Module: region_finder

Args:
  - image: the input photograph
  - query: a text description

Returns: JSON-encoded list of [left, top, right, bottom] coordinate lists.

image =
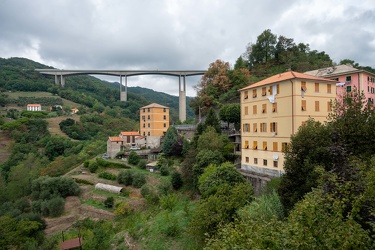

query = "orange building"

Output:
[[140, 103, 169, 137], [239, 71, 336, 187]]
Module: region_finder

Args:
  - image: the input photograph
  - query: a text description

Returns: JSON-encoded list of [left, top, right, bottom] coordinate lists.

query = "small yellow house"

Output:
[[239, 71, 337, 182]]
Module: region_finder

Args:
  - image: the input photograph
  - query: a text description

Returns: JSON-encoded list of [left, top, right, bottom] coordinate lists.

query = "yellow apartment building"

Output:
[[239, 71, 336, 184], [140, 103, 169, 137]]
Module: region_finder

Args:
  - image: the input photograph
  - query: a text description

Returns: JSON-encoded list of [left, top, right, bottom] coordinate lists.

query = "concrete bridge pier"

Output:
[[179, 75, 187, 122], [54, 74, 65, 87], [120, 75, 128, 101]]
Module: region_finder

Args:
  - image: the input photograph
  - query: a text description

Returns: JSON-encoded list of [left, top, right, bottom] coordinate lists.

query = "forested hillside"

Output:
[[0, 57, 195, 122]]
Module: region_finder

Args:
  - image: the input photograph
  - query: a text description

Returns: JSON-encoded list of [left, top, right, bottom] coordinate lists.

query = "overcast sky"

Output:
[[0, 0, 374, 96]]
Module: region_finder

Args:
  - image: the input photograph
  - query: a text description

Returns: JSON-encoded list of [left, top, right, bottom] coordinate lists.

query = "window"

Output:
[[142, 115, 145, 120], [143, 124, 145, 128], [148, 108, 150, 112], [273, 142, 278, 151], [244, 106, 248, 115], [315, 83, 319, 92], [164, 123, 166, 128], [253, 123, 257, 132], [301, 81, 307, 91], [252, 141, 258, 149], [332, 78, 339, 81], [282, 142, 288, 151], [368, 98, 374, 105], [327, 84, 331, 93], [369, 86, 370, 93], [346, 86, 352, 92], [263, 141, 267, 150], [163, 108, 166, 112], [372, 87, 374, 94], [262, 104, 267, 113], [244, 140, 249, 149], [254, 158, 258, 164], [148, 115, 150, 119], [346, 76, 352, 82], [253, 105, 257, 114], [272, 102, 277, 112], [263, 159, 267, 166], [148, 132, 150, 136], [244, 91, 249, 99], [269, 86, 273, 95], [143, 132, 146, 136], [243, 123, 250, 132], [148, 123, 150, 128], [315, 101, 320, 111], [163, 115, 166, 120], [273, 161, 278, 168], [270, 122, 277, 133], [301, 100, 306, 111], [245, 157, 249, 163], [260, 123, 267, 132], [253, 89, 257, 98], [277, 84, 280, 94], [327, 101, 332, 112], [262, 87, 267, 96]]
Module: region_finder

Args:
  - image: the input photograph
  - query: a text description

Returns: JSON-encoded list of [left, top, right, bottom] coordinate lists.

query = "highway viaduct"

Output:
[[35, 69, 206, 122]]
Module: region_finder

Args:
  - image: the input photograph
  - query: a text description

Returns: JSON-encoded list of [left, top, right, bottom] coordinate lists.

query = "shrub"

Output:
[[104, 196, 114, 208], [137, 159, 147, 170], [141, 185, 160, 205], [74, 178, 94, 185], [117, 170, 134, 186], [171, 171, 183, 190], [83, 160, 90, 168], [128, 151, 140, 165], [132, 172, 146, 188], [160, 193, 178, 211], [114, 202, 133, 217], [159, 166, 170, 176], [31, 176, 80, 200], [89, 162, 99, 173], [98, 171, 117, 180], [158, 179, 172, 196], [39, 197, 65, 217]]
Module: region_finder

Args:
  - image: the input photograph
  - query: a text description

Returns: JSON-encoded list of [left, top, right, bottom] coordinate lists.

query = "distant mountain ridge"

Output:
[[0, 57, 195, 121]]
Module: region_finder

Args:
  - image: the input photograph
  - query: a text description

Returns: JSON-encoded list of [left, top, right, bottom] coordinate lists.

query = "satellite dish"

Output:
[[273, 154, 279, 160]]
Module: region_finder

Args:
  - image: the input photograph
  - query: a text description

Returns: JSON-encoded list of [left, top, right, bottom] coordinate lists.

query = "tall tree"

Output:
[[203, 108, 221, 133], [248, 29, 277, 66], [219, 103, 240, 129], [162, 126, 178, 156], [192, 60, 231, 113]]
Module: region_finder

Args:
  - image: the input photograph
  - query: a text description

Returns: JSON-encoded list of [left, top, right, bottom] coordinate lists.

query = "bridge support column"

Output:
[[54, 74, 65, 87], [55, 74, 59, 85], [179, 75, 187, 122], [120, 75, 127, 101], [60, 75, 65, 87]]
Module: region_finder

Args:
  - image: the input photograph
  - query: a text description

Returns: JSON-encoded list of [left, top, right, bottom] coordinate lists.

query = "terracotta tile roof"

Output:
[[108, 136, 123, 142], [240, 71, 337, 91], [120, 131, 141, 136], [141, 103, 169, 109]]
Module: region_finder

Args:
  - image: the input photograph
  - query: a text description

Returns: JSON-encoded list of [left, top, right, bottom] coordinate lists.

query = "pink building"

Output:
[[305, 64, 375, 104]]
